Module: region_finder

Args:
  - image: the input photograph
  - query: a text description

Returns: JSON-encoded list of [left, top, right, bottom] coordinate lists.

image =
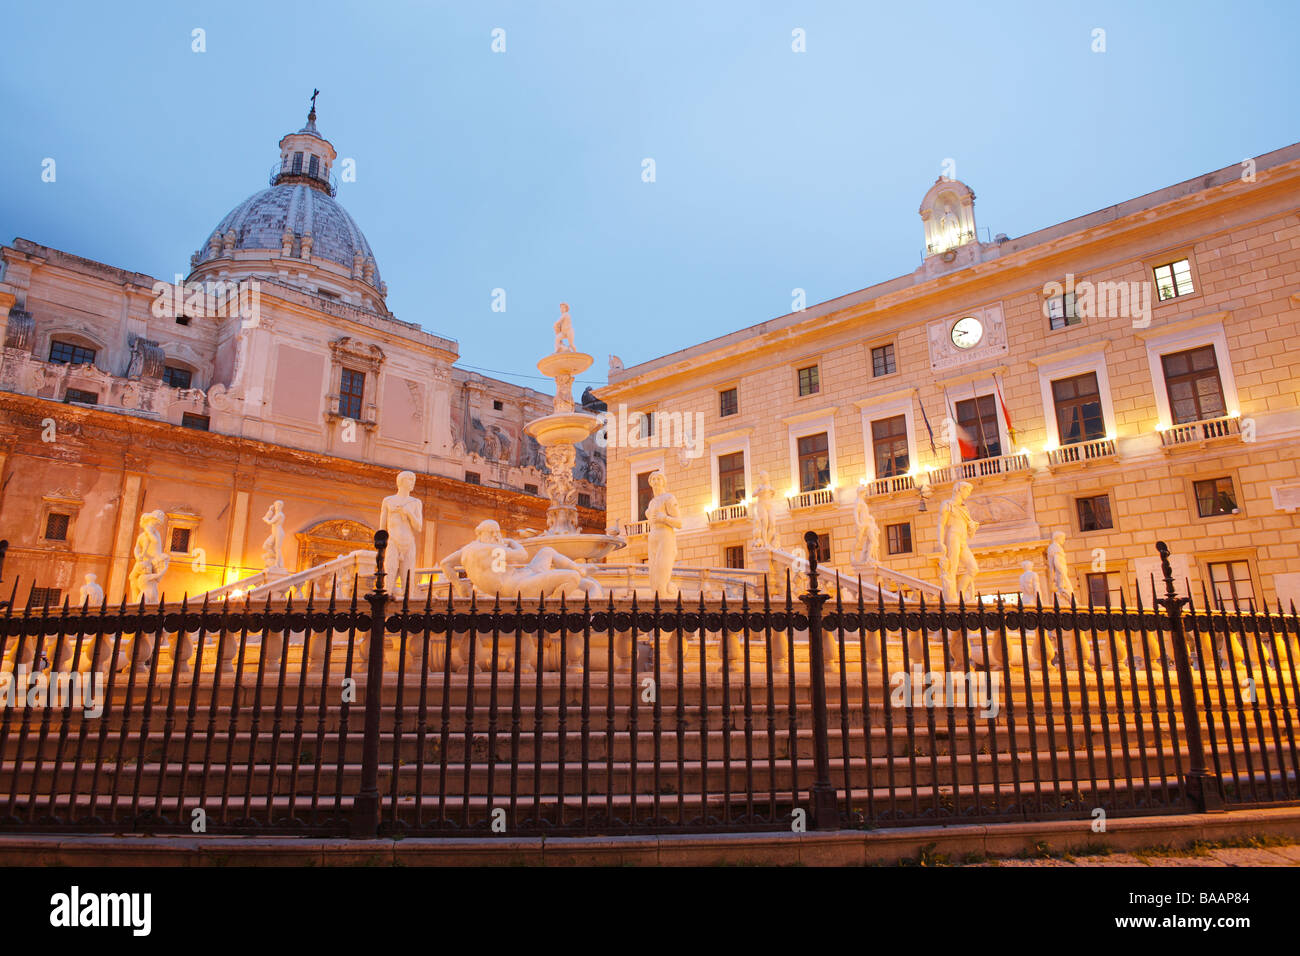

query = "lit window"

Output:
[[871, 344, 896, 377], [44, 513, 70, 541], [1194, 477, 1237, 517], [49, 340, 96, 366], [339, 367, 365, 420], [871, 415, 909, 478], [717, 451, 746, 506], [1153, 258, 1194, 301], [797, 365, 820, 397], [886, 522, 912, 555], [164, 366, 192, 389], [1076, 494, 1113, 532], [797, 432, 830, 493], [1052, 373, 1106, 444], [954, 395, 1001, 460], [719, 388, 738, 417], [1162, 346, 1225, 424]]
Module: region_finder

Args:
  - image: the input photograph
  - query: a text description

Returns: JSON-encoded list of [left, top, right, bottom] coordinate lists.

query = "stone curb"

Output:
[[0, 807, 1297, 866]]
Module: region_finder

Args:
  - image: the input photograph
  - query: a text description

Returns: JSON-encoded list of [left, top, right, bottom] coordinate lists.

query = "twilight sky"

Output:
[[2, 1, 1297, 390]]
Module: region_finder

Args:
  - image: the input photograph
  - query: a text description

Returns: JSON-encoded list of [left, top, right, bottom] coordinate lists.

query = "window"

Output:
[[493, 399, 503, 411], [636, 471, 654, 521], [49, 340, 96, 366], [797, 365, 820, 397], [717, 451, 746, 506], [1052, 372, 1105, 445], [28, 587, 61, 610], [163, 366, 193, 389], [292, 151, 303, 174], [724, 545, 745, 570], [64, 388, 98, 405], [809, 532, 831, 563], [169, 527, 191, 554], [1162, 346, 1225, 424], [524, 483, 539, 496], [181, 413, 210, 431], [1207, 560, 1255, 607], [1153, 258, 1194, 301], [577, 493, 592, 509], [871, 415, 909, 478], [871, 344, 896, 377], [176, 315, 191, 326], [1076, 494, 1114, 532], [44, 512, 70, 541], [1086, 572, 1121, 608], [954, 395, 1001, 460], [465, 471, 481, 485], [1194, 477, 1237, 517], [308, 155, 319, 178], [719, 387, 738, 417], [638, 412, 655, 439], [339, 367, 365, 420], [797, 432, 830, 493], [1046, 291, 1080, 330], [886, 522, 912, 555]]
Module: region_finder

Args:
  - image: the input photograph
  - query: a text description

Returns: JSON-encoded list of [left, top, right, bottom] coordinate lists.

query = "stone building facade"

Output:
[[601, 144, 1300, 609], [0, 106, 604, 605]]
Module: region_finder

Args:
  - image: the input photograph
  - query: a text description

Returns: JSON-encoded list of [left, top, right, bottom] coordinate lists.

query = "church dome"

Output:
[[189, 99, 388, 313]]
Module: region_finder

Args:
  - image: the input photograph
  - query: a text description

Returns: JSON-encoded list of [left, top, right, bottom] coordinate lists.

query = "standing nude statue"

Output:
[[853, 485, 881, 566], [553, 303, 575, 353], [262, 500, 286, 571], [379, 471, 422, 592], [936, 481, 979, 602], [645, 470, 682, 598], [128, 510, 169, 603], [1046, 530, 1092, 669], [750, 469, 778, 550]]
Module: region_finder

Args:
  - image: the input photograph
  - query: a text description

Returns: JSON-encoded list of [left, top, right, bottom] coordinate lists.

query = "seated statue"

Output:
[[440, 519, 603, 600]]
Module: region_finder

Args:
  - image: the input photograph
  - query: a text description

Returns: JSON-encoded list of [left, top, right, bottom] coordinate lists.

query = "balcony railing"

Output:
[[623, 519, 651, 537], [786, 487, 835, 511], [1046, 437, 1117, 468], [269, 163, 338, 197], [929, 452, 1032, 485], [707, 502, 749, 524], [1159, 415, 1242, 448], [863, 473, 916, 497]]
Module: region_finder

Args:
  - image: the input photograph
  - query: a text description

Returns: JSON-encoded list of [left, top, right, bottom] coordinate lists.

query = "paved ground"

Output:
[[965, 841, 1300, 867]]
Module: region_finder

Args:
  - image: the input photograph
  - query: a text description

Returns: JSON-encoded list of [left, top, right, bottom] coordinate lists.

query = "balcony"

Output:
[[863, 473, 916, 498], [929, 452, 1032, 486], [786, 487, 835, 511], [1158, 415, 1242, 449], [706, 502, 749, 525], [1046, 437, 1117, 469], [623, 520, 651, 537]]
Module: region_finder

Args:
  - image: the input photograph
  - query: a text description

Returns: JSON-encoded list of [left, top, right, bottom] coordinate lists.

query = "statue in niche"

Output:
[[481, 427, 501, 461], [262, 500, 286, 571], [440, 519, 602, 599], [645, 470, 682, 598], [379, 471, 423, 592], [853, 485, 881, 566], [936, 481, 979, 602], [553, 303, 575, 353]]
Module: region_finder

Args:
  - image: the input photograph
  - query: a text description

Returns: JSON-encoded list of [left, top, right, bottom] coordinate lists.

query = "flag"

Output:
[[917, 390, 937, 456], [943, 386, 977, 460], [994, 373, 1018, 449]]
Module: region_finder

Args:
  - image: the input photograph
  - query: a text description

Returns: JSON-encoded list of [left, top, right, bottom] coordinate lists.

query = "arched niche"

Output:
[[294, 517, 374, 571], [919, 178, 977, 256]]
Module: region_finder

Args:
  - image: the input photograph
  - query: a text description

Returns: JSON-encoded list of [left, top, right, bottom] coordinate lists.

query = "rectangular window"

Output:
[[169, 527, 191, 554], [638, 411, 655, 439], [1207, 560, 1255, 607], [954, 395, 1002, 460], [339, 367, 365, 420], [886, 522, 912, 555], [577, 493, 592, 509], [1162, 345, 1225, 425], [723, 545, 745, 570], [49, 340, 96, 366], [163, 366, 193, 389], [44, 512, 70, 541], [465, 471, 481, 485], [797, 431, 830, 493], [871, 415, 909, 479], [871, 344, 896, 377], [181, 413, 210, 431], [797, 365, 820, 397], [292, 151, 303, 173], [636, 471, 654, 521], [308, 155, 319, 178], [809, 532, 831, 563], [64, 388, 98, 405], [493, 399, 503, 411], [28, 587, 61, 610], [1052, 372, 1106, 444], [717, 451, 746, 506], [1153, 258, 1194, 301], [1194, 476, 1237, 517], [1076, 494, 1114, 532], [524, 483, 539, 496], [719, 387, 738, 417], [1086, 572, 1121, 608], [1046, 291, 1080, 330]]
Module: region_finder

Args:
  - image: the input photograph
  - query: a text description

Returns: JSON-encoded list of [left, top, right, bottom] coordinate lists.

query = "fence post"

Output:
[[1155, 541, 1222, 812], [351, 529, 389, 838], [800, 530, 839, 828]]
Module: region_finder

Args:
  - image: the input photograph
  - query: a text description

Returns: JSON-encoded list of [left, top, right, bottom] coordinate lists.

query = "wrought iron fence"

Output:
[[0, 536, 1296, 837]]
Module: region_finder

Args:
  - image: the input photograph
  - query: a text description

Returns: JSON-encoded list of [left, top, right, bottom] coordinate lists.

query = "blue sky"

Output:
[[2, 1, 1297, 390]]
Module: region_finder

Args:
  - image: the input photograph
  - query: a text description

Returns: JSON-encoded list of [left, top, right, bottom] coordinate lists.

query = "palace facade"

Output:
[[0, 105, 605, 606], [601, 144, 1300, 609]]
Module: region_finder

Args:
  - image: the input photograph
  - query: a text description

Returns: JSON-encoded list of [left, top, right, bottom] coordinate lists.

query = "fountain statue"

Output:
[[440, 519, 603, 600], [936, 481, 979, 602], [645, 470, 681, 598], [379, 471, 422, 592], [262, 500, 286, 571]]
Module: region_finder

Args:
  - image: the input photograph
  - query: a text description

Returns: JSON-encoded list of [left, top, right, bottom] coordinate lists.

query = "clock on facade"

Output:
[[950, 316, 984, 349]]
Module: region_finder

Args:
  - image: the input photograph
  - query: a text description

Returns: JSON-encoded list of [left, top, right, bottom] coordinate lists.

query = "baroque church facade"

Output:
[[0, 105, 605, 605]]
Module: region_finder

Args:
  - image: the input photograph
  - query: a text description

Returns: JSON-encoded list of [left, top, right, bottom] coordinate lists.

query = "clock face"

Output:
[[951, 316, 984, 350]]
